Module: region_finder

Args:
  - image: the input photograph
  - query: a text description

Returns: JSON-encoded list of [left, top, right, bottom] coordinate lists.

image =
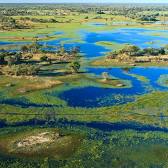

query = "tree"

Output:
[[120, 45, 140, 56], [57, 45, 66, 56], [143, 48, 159, 56], [107, 51, 118, 59], [40, 55, 49, 62], [70, 46, 80, 57], [21, 45, 29, 53], [69, 61, 80, 73], [14, 52, 22, 63], [159, 48, 165, 55], [30, 41, 41, 53], [40, 55, 52, 64], [0, 53, 5, 64], [2, 64, 40, 76], [5, 56, 16, 66], [164, 45, 168, 54]]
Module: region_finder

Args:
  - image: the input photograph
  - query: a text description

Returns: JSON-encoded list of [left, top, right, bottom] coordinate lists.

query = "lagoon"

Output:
[[58, 67, 168, 108]]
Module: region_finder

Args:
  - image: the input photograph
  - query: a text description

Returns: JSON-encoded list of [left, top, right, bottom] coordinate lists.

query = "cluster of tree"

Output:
[[107, 45, 168, 59], [21, 43, 81, 60], [2, 64, 40, 76], [20, 17, 58, 23], [21, 42, 42, 54], [105, 5, 164, 21], [0, 16, 28, 30], [68, 61, 80, 73], [0, 42, 81, 76], [39, 45, 81, 63], [0, 51, 22, 65], [57, 45, 80, 57], [0, 43, 42, 76], [0, 4, 73, 16], [137, 15, 158, 22], [0, 3, 167, 19], [0, 51, 40, 76], [40, 45, 81, 73], [97, 10, 106, 15]]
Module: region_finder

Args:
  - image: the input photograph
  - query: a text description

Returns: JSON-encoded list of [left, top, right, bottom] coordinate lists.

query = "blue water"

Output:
[[1, 66, 168, 108], [128, 67, 168, 91], [82, 28, 168, 49], [1, 28, 168, 58], [0, 41, 13, 45], [38, 28, 168, 58], [40, 38, 110, 58], [1, 119, 168, 133], [37, 31, 63, 38], [1, 27, 168, 108], [59, 67, 168, 108], [88, 22, 108, 27], [0, 98, 61, 108]]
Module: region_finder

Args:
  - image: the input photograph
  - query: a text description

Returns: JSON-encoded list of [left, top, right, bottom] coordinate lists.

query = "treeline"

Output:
[[137, 15, 158, 22], [20, 17, 58, 23], [1, 3, 168, 18], [0, 5, 71, 16], [107, 45, 168, 59], [0, 16, 28, 30]]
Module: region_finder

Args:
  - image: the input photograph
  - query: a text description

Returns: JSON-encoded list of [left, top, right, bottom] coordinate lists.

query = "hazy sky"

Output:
[[0, 0, 168, 3]]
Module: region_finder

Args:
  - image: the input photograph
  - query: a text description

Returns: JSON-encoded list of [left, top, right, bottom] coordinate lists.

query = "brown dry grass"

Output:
[[16, 77, 63, 93]]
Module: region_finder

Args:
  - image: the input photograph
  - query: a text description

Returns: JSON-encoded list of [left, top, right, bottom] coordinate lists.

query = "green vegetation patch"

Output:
[[96, 41, 126, 50], [124, 72, 149, 83], [2, 126, 168, 167], [0, 128, 82, 159], [157, 74, 168, 87]]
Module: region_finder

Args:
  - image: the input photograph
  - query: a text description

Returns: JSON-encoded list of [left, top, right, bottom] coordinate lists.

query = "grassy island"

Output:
[[91, 44, 168, 67]]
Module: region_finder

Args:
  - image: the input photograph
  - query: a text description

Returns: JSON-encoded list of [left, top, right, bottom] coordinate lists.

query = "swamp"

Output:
[[1, 2, 168, 168]]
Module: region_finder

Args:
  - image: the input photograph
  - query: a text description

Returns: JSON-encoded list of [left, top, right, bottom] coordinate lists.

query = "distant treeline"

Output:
[[20, 17, 59, 23], [0, 3, 168, 20]]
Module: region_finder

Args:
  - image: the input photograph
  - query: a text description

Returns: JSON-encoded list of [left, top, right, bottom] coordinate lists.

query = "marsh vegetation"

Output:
[[1, 3, 168, 168]]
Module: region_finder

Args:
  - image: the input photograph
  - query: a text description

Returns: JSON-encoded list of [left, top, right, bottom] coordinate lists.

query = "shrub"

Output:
[[40, 55, 49, 62], [2, 64, 40, 76], [68, 61, 80, 73]]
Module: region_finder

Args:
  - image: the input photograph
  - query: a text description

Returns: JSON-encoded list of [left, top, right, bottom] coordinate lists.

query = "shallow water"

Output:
[[58, 67, 168, 107], [1, 66, 168, 108], [1, 118, 168, 133], [1, 27, 168, 108], [38, 28, 168, 58], [82, 28, 168, 49], [2, 27, 168, 58]]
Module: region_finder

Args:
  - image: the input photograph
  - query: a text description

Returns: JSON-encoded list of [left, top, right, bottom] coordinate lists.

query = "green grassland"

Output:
[[157, 74, 168, 87], [124, 72, 150, 83], [0, 74, 168, 128], [0, 128, 82, 160], [0, 13, 167, 44], [1, 124, 168, 167]]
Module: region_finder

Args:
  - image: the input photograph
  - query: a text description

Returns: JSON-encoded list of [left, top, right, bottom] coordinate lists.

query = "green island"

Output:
[[91, 44, 168, 67]]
